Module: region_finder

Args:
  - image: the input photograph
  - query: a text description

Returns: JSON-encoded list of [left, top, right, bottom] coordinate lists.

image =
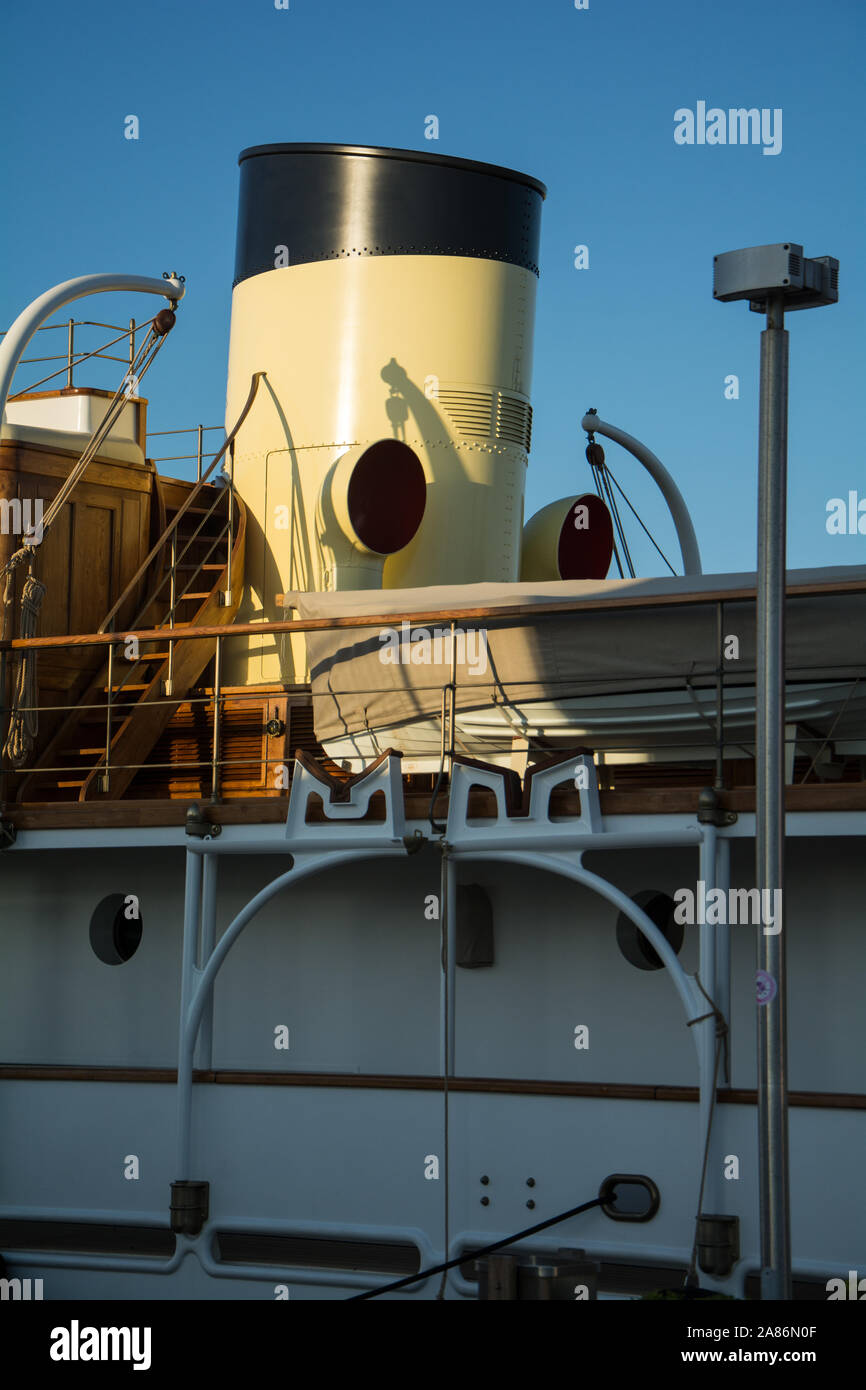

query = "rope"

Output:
[[428, 687, 449, 832], [8, 324, 143, 398], [0, 310, 174, 767], [588, 455, 624, 578], [585, 437, 634, 578], [585, 430, 680, 578], [602, 462, 679, 577], [436, 841, 452, 1300], [601, 468, 635, 577], [799, 676, 860, 783], [1, 546, 33, 640], [683, 675, 755, 760], [346, 1196, 604, 1300], [0, 320, 167, 586], [684, 972, 729, 1288], [36, 323, 165, 539], [3, 567, 46, 767]]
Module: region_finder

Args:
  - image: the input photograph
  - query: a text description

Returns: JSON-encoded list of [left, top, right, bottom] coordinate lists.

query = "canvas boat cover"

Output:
[[283, 566, 866, 745]]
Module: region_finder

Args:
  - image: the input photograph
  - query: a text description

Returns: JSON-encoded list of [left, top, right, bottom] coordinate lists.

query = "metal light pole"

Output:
[[713, 243, 838, 1301], [755, 289, 790, 1300]]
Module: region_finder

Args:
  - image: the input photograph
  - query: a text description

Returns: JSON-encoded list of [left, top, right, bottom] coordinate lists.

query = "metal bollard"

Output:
[[476, 1248, 599, 1300]]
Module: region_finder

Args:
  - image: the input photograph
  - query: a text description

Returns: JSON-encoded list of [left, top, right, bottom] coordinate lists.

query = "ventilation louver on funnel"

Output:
[[436, 388, 533, 450]]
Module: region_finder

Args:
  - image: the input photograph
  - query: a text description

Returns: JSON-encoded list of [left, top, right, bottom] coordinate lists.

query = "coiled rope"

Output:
[[3, 565, 46, 767]]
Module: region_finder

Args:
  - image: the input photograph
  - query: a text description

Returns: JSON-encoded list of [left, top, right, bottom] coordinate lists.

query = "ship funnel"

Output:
[[223, 143, 545, 683]]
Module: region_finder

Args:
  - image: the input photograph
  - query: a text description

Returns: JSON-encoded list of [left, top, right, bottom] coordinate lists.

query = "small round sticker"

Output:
[[756, 970, 777, 1005]]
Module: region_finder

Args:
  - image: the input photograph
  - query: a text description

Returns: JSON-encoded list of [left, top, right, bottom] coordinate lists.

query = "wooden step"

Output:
[[172, 504, 226, 517], [22, 786, 81, 802], [174, 542, 225, 556], [174, 536, 226, 549], [168, 544, 226, 561], [118, 650, 171, 662], [171, 525, 226, 537]]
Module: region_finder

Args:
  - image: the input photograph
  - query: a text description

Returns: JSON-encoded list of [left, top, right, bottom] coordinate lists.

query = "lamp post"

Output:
[[713, 243, 838, 1301]]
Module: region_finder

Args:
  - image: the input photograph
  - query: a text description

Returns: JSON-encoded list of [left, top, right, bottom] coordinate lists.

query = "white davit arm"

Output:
[[581, 411, 703, 576], [0, 272, 185, 425]]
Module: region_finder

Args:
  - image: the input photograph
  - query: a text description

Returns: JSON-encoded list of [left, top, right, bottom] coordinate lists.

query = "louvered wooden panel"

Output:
[[130, 701, 268, 798], [120, 691, 866, 803], [125, 697, 214, 800], [123, 687, 341, 800]]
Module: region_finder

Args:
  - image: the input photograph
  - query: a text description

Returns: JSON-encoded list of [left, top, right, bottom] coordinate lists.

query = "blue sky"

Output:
[[1, 0, 863, 577]]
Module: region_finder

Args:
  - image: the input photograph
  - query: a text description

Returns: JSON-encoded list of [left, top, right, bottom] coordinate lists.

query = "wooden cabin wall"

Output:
[[1, 439, 157, 748]]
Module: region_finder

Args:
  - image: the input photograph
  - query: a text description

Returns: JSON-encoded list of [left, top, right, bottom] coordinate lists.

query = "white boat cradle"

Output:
[[170, 751, 714, 1299]]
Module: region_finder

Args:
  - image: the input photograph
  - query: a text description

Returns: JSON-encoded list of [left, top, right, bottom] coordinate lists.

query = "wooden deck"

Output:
[[6, 776, 866, 830]]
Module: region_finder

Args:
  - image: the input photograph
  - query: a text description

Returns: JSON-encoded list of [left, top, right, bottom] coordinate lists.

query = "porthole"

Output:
[[615, 890, 682, 972], [89, 893, 142, 965]]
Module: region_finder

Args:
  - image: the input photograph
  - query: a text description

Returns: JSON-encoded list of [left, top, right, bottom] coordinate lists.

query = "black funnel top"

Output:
[[234, 143, 545, 286]]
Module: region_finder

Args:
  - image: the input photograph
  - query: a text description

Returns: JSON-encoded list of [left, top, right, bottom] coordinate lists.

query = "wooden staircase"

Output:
[[16, 477, 245, 802]]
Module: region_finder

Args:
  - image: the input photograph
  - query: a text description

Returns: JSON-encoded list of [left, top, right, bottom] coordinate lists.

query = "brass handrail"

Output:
[[98, 372, 265, 634]]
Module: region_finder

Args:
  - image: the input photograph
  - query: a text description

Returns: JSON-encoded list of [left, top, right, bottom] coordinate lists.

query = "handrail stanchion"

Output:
[[167, 533, 177, 696], [65, 319, 74, 389], [448, 620, 457, 775], [102, 640, 114, 794], [196, 424, 203, 484], [225, 440, 234, 606], [715, 601, 725, 790], [99, 371, 263, 635], [0, 646, 7, 807], [211, 635, 222, 803], [438, 685, 447, 774]]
